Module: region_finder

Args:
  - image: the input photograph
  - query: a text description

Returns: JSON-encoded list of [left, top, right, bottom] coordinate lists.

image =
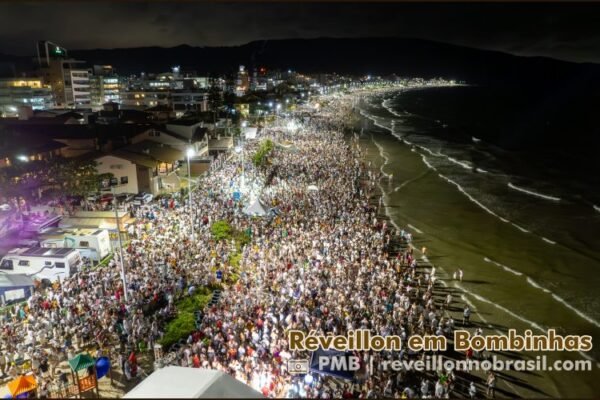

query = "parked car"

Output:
[[133, 192, 154, 205], [116, 193, 136, 203], [0, 204, 11, 211], [99, 193, 114, 205], [87, 193, 100, 202]]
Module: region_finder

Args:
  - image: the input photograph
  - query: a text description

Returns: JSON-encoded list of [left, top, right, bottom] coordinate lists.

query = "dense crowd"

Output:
[[0, 91, 495, 399]]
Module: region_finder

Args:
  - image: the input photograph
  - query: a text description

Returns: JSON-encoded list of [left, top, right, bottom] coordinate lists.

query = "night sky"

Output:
[[0, 2, 598, 64]]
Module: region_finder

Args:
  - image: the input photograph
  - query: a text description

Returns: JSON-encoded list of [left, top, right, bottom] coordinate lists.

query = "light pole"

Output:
[[186, 147, 195, 243], [112, 187, 128, 302], [237, 120, 247, 192]]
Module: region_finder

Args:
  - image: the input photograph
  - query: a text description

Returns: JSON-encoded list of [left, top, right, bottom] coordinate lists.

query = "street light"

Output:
[[111, 187, 128, 302], [186, 147, 195, 243], [16, 155, 28, 162], [235, 136, 245, 191]]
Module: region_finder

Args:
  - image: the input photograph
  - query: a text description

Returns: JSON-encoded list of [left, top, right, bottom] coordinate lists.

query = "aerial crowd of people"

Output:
[[0, 90, 498, 399]]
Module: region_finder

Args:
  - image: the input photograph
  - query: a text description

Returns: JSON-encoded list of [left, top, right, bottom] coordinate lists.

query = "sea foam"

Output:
[[456, 283, 545, 332], [483, 256, 523, 276], [446, 156, 473, 171], [483, 257, 600, 329], [421, 155, 437, 171], [438, 174, 510, 223], [508, 183, 561, 202], [407, 224, 424, 234], [541, 237, 556, 245]]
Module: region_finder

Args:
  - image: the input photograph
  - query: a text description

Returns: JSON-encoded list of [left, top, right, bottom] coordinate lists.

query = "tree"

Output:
[[252, 139, 274, 168], [47, 158, 113, 197], [0, 158, 112, 203], [211, 220, 232, 241]]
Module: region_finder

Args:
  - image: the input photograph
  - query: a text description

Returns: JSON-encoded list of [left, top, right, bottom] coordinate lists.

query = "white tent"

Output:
[[307, 185, 319, 192], [124, 367, 264, 398], [243, 199, 268, 217], [243, 127, 258, 140]]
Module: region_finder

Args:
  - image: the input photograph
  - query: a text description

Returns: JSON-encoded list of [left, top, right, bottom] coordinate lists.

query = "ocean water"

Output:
[[356, 85, 600, 397]]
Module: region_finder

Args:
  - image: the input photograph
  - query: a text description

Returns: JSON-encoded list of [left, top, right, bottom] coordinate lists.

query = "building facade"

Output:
[[0, 78, 54, 117], [36, 40, 91, 108], [90, 65, 121, 108], [235, 65, 249, 97]]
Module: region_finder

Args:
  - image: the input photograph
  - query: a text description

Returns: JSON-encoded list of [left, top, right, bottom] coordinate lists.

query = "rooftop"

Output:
[[97, 141, 182, 169], [7, 247, 78, 258], [166, 118, 202, 127], [0, 121, 152, 140], [39, 227, 105, 238]]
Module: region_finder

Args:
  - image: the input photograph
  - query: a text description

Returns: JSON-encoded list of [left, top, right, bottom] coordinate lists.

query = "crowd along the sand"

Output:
[[0, 90, 499, 399]]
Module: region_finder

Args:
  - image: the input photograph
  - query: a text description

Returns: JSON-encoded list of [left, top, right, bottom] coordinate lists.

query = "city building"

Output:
[[0, 77, 54, 117], [90, 65, 121, 108], [120, 90, 169, 110], [170, 89, 209, 115], [235, 65, 249, 97], [36, 41, 91, 108], [95, 140, 184, 195]]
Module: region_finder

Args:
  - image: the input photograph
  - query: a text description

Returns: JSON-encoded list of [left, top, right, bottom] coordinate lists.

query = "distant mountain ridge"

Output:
[[2, 37, 600, 88]]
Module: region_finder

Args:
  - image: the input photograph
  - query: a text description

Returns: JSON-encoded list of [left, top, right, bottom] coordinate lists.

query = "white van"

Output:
[[40, 228, 112, 262], [0, 247, 82, 283], [133, 192, 153, 206]]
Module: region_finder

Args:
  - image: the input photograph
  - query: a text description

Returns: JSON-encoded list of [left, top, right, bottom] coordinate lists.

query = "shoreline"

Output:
[[344, 89, 598, 398], [349, 109, 542, 398]]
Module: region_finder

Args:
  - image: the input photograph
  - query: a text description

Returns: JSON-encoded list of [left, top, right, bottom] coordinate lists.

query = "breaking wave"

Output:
[[508, 183, 561, 202], [438, 174, 510, 223]]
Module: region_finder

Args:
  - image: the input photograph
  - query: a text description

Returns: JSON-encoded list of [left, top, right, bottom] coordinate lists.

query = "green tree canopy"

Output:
[[47, 158, 113, 197]]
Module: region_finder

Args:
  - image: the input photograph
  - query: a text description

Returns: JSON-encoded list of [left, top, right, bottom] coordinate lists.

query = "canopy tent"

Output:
[[243, 199, 268, 217], [7, 375, 37, 397], [307, 185, 319, 192], [243, 127, 258, 140], [123, 367, 264, 398], [68, 353, 96, 372], [68, 353, 100, 397]]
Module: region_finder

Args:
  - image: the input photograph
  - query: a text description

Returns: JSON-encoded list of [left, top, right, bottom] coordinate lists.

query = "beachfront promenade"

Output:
[[0, 87, 528, 399]]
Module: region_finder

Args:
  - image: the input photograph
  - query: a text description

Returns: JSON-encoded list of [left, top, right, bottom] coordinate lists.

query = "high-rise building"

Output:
[[90, 65, 121, 108], [36, 40, 91, 108], [235, 65, 249, 97], [36, 41, 68, 68]]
